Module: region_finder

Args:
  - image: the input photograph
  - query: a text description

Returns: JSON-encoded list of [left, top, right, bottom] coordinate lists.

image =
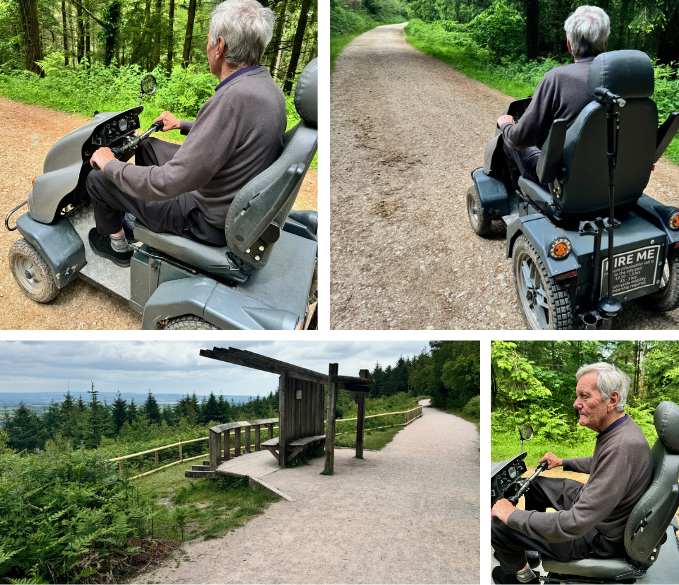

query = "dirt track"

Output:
[[139, 406, 479, 584], [0, 97, 316, 329], [330, 23, 679, 330]]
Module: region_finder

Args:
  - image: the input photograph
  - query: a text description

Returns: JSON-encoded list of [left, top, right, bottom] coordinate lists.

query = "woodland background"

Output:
[[491, 340, 676, 461], [2, 0, 317, 130], [333, 0, 679, 161]]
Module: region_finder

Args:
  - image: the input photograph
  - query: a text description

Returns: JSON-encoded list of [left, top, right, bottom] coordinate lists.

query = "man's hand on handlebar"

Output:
[[497, 114, 515, 129], [540, 452, 563, 470], [491, 498, 516, 524], [153, 111, 181, 132], [90, 147, 116, 171]]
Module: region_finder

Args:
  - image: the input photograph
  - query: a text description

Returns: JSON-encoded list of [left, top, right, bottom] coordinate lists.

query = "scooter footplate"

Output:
[[69, 208, 131, 301]]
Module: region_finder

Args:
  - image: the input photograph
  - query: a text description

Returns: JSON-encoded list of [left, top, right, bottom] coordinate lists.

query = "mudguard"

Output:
[[636, 195, 679, 247], [141, 277, 299, 330], [15, 213, 86, 288], [471, 168, 510, 218], [506, 213, 580, 277]]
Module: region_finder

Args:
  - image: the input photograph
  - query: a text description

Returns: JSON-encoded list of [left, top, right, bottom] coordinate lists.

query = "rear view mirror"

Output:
[[519, 424, 534, 442], [140, 74, 157, 98]]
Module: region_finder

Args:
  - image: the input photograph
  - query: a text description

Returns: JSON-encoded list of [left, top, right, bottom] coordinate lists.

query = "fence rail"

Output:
[[109, 404, 424, 479]]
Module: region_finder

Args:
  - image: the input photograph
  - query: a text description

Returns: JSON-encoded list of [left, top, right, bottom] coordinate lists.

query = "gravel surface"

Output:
[[330, 23, 679, 330], [138, 406, 480, 584], [0, 97, 316, 330]]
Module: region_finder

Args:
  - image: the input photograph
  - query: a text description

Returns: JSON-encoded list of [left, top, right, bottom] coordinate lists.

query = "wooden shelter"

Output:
[[200, 346, 371, 474]]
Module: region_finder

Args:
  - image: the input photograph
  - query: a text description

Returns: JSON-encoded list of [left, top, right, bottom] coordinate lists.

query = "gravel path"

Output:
[[0, 97, 316, 329], [330, 23, 679, 330], [139, 406, 479, 584]]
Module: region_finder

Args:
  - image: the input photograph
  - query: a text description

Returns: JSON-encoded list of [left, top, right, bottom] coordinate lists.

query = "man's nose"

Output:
[[573, 399, 581, 410]]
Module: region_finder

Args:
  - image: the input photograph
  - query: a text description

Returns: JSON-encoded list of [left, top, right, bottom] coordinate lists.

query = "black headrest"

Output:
[[294, 58, 317, 129], [654, 401, 679, 454], [588, 50, 654, 99]]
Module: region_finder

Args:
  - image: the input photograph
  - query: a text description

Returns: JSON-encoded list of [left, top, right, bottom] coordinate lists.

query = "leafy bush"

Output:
[[461, 395, 480, 420], [0, 449, 151, 583], [468, 0, 526, 60]]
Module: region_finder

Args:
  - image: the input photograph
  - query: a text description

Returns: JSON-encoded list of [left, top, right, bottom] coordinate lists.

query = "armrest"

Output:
[[656, 112, 679, 162], [536, 118, 568, 184], [507, 97, 532, 120]]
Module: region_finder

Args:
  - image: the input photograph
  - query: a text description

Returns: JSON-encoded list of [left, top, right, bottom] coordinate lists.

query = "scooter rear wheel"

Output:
[[640, 253, 679, 312], [8, 238, 59, 303], [513, 235, 574, 330]]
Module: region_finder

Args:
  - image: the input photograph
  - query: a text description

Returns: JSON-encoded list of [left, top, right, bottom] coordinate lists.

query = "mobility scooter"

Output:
[[5, 59, 318, 330], [468, 50, 679, 329]]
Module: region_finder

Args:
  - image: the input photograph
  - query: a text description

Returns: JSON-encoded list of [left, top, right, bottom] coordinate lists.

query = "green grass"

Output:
[[336, 426, 401, 450], [405, 20, 679, 167], [331, 32, 364, 69], [492, 430, 596, 464], [134, 463, 278, 542]]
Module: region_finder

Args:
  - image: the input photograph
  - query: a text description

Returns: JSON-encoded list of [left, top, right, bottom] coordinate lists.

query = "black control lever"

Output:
[[508, 461, 548, 505], [91, 121, 163, 170]]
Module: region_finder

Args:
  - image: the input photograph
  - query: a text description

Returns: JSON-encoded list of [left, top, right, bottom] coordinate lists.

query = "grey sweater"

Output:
[[501, 58, 595, 150], [507, 416, 652, 544], [103, 66, 286, 230]]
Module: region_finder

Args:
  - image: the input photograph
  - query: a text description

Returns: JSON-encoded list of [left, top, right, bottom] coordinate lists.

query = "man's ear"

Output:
[[608, 391, 620, 411]]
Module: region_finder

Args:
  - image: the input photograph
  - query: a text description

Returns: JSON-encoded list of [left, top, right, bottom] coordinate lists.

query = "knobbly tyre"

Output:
[[467, 50, 679, 330], [5, 59, 318, 330], [490, 404, 679, 583]]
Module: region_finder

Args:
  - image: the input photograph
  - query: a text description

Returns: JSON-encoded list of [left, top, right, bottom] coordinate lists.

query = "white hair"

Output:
[[576, 362, 629, 412], [209, 0, 275, 67], [564, 5, 610, 59]]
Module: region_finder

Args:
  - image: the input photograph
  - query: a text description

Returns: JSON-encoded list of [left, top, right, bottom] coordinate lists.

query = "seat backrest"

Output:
[[224, 58, 317, 270], [556, 50, 657, 215], [624, 401, 679, 567]]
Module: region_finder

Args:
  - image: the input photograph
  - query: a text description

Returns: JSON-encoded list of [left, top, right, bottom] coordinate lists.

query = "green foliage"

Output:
[[461, 394, 480, 420], [492, 341, 551, 405], [467, 0, 525, 60], [0, 56, 302, 134]]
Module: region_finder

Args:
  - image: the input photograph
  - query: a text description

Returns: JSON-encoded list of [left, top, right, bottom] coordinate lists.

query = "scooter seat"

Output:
[[133, 225, 249, 285], [542, 557, 644, 580]]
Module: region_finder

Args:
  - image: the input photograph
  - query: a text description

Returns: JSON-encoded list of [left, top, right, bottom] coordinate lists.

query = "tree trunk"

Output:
[[103, 0, 120, 66], [130, 0, 151, 66], [152, 0, 162, 69], [61, 0, 69, 65], [76, 0, 84, 62], [283, 0, 312, 94], [182, 0, 197, 68], [526, 0, 538, 59], [18, 0, 43, 75], [268, 0, 288, 79], [85, 13, 91, 63], [166, 0, 175, 72]]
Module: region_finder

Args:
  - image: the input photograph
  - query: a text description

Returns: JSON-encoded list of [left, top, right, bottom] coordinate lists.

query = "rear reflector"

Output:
[[554, 270, 578, 282]]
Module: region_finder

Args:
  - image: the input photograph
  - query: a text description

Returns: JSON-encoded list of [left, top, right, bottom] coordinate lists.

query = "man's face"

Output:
[[206, 34, 223, 76], [573, 371, 617, 432]]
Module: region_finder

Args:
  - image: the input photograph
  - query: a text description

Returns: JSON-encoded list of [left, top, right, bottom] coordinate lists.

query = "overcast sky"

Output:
[[0, 340, 431, 396]]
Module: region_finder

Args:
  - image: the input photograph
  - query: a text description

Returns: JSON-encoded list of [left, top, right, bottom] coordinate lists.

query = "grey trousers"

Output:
[[492, 476, 624, 573], [86, 138, 226, 246]]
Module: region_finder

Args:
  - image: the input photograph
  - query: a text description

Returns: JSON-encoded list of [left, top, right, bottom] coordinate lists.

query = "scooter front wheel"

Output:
[[513, 235, 574, 330], [164, 315, 218, 330], [640, 254, 679, 312], [8, 238, 59, 303], [466, 185, 494, 237]]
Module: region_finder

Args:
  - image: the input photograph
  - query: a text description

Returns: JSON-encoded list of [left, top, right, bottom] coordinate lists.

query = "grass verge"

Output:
[[134, 463, 278, 543], [492, 430, 596, 464]]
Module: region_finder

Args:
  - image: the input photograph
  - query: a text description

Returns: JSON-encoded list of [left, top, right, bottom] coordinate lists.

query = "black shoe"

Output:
[[88, 228, 132, 267], [492, 566, 540, 584]]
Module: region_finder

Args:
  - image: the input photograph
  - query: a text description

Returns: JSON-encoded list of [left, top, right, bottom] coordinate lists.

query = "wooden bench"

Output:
[[261, 434, 326, 463]]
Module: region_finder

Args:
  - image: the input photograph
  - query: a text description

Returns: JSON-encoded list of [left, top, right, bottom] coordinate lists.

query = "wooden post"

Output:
[[244, 425, 252, 453], [209, 429, 218, 470], [322, 363, 338, 475], [234, 427, 242, 457], [224, 429, 231, 460], [178, 440, 183, 461], [154, 450, 159, 465], [255, 425, 261, 451], [279, 373, 287, 467], [355, 393, 365, 460], [267, 422, 274, 440]]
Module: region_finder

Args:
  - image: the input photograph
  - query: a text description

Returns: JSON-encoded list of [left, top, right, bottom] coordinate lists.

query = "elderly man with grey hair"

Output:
[[86, 0, 286, 266], [490, 362, 653, 584], [496, 5, 611, 183]]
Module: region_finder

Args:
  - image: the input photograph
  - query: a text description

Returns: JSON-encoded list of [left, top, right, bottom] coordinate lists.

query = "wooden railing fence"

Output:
[[110, 404, 423, 480]]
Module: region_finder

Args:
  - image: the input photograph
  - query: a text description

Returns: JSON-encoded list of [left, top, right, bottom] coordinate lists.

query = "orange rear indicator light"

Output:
[[669, 212, 679, 230], [549, 237, 572, 260]]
